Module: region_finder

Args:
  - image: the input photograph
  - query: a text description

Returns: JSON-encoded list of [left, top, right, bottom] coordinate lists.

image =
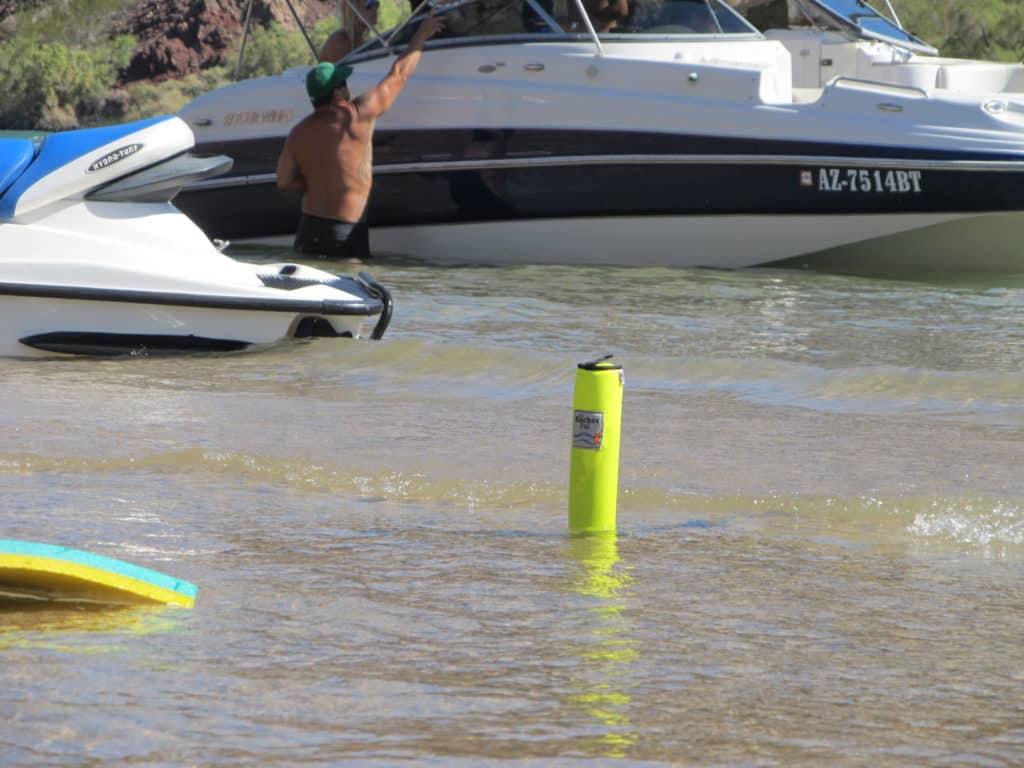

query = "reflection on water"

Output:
[[0, 602, 190, 652], [564, 533, 637, 759]]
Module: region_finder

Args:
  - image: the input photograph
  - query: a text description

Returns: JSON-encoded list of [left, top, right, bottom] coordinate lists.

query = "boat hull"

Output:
[[174, 30, 1024, 274], [235, 211, 1021, 273], [176, 132, 1024, 273]]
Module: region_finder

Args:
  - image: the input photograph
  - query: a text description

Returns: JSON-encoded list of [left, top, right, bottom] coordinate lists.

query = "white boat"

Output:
[[0, 115, 392, 358], [175, 0, 1024, 273]]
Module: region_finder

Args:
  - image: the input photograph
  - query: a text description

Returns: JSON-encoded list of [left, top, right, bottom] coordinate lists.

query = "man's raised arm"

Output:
[[354, 14, 443, 120]]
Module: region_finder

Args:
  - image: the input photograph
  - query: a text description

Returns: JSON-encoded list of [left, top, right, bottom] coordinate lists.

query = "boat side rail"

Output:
[[828, 75, 929, 99], [183, 154, 1024, 190]]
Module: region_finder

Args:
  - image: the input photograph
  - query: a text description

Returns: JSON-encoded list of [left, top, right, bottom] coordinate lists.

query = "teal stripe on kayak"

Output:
[[0, 540, 198, 599]]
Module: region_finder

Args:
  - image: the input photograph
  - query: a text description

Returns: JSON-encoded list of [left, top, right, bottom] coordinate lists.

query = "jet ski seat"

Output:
[[0, 116, 176, 222], [0, 139, 35, 204]]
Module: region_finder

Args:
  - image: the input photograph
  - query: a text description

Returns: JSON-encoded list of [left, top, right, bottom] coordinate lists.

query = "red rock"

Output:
[[113, 0, 334, 84]]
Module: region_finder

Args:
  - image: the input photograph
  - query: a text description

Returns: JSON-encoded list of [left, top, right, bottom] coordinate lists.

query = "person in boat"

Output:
[[277, 13, 443, 261], [582, 0, 629, 32], [319, 0, 380, 62]]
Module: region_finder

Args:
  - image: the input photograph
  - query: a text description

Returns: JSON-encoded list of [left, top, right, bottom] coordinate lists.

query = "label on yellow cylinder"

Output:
[[573, 410, 604, 450]]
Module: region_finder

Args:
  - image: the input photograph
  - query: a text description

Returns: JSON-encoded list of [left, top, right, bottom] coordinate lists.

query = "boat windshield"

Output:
[[764, 0, 937, 55], [352, 0, 760, 56]]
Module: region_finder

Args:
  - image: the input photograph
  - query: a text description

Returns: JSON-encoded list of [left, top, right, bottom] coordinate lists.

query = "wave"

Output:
[[3, 449, 1021, 552], [635, 357, 1024, 420]]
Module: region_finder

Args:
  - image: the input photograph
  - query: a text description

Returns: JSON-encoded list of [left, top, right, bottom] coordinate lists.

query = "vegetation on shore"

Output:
[[0, 0, 408, 129], [0, 0, 1021, 130], [0, 33, 134, 129], [903, 0, 1024, 63], [120, 17, 339, 128]]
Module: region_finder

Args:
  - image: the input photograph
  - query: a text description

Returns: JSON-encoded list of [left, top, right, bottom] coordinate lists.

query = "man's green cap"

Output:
[[306, 61, 354, 102]]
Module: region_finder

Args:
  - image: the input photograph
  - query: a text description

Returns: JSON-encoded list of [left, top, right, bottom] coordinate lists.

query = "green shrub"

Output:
[[3, 0, 136, 46], [119, 18, 354, 122], [121, 66, 232, 122], [898, 0, 1024, 62], [235, 21, 320, 80], [0, 34, 133, 129], [379, 0, 412, 33]]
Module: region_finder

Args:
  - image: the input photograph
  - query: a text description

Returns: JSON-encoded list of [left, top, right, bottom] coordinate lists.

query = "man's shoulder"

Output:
[[289, 111, 318, 130], [289, 107, 354, 140], [291, 109, 335, 133]]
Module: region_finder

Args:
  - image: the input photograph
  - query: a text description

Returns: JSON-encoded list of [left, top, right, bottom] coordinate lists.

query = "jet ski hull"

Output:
[[0, 288, 380, 357], [0, 116, 391, 358]]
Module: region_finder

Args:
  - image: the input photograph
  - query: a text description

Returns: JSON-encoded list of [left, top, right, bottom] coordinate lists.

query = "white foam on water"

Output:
[[908, 499, 1024, 550]]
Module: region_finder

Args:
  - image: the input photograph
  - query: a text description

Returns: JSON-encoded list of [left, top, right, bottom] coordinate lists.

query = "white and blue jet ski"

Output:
[[0, 115, 391, 357]]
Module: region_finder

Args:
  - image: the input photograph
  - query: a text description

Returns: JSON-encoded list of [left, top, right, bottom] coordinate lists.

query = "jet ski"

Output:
[[0, 115, 391, 357]]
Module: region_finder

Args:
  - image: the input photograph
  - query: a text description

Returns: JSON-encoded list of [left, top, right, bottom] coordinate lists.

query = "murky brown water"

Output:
[[2, 257, 1023, 765]]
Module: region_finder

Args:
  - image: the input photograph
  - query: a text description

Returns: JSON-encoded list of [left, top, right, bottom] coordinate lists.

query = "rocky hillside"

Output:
[[1, 0, 336, 84], [111, 0, 335, 84]]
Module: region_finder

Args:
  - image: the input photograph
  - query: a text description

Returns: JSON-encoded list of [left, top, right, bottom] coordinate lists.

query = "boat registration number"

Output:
[[802, 168, 923, 193]]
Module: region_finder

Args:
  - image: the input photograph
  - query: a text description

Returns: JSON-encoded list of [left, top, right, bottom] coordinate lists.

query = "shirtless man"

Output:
[[276, 14, 443, 260]]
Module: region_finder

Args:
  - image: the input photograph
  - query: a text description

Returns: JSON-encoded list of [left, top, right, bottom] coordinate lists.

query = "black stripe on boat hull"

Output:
[[20, 332, 250, 356], [176, 154, 1024, 240], [0, 282, 382, 316]]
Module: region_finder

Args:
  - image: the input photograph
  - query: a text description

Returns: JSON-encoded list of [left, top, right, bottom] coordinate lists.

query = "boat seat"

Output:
[[0, 139, 36, 202], [935, 60, 1024, 93], [0, 115, 174, 222]]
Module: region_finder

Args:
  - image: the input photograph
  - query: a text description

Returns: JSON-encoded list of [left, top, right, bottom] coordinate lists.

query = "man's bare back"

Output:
[[282, 102, 375, 222], [276, 14, 442, 225]]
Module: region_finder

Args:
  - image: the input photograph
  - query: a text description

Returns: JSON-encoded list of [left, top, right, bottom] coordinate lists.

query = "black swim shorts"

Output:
[[293, 213, 370, 260]]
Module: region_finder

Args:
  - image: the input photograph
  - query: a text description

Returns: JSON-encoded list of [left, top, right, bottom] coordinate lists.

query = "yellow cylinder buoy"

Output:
[[569, 355, 624, 534]]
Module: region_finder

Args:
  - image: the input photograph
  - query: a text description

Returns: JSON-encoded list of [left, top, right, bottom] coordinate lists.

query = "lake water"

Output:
[[2, 252, 1023, 766]]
